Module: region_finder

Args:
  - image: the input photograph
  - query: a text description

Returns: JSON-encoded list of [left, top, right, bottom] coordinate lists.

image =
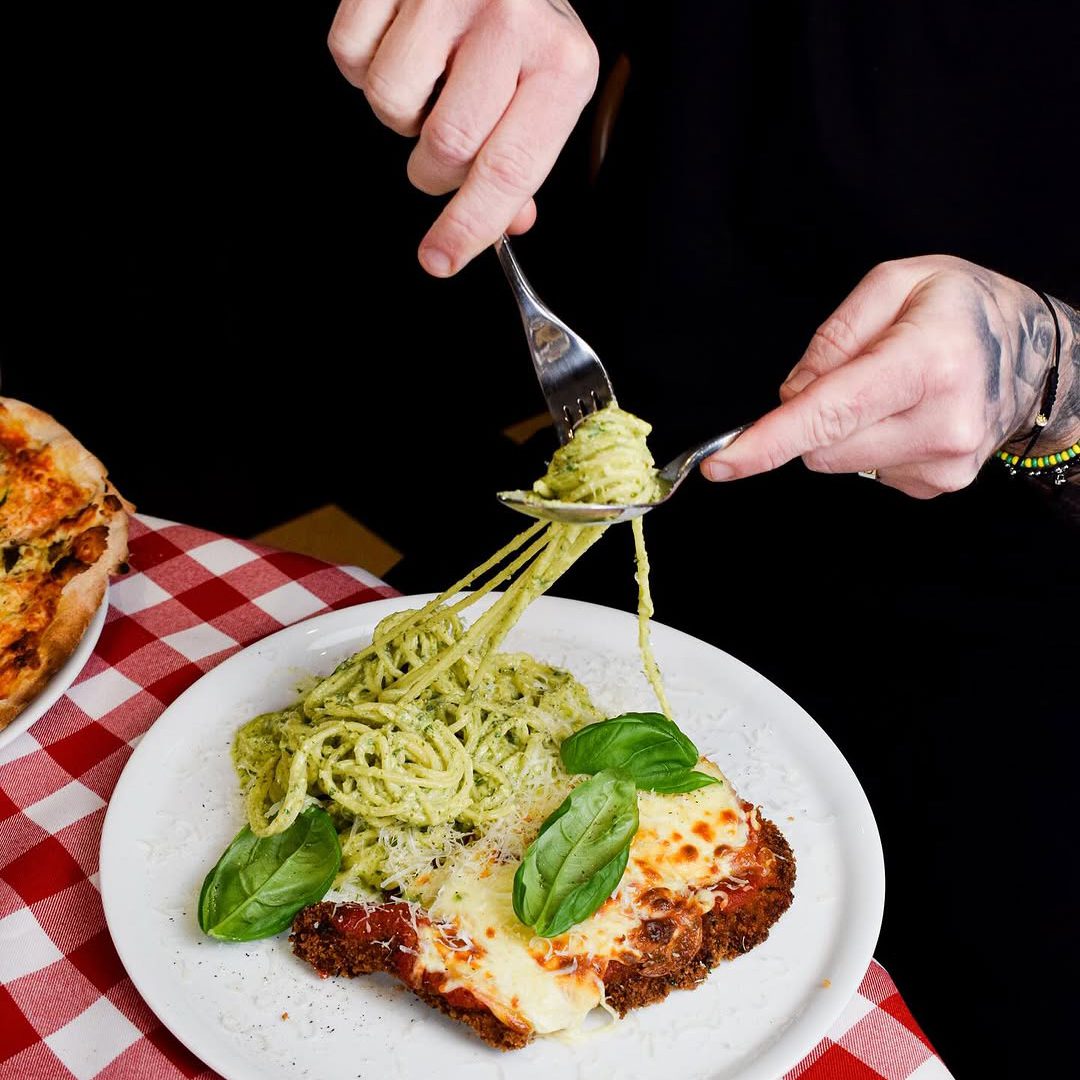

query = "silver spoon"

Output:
[[497, 424, 751, 525]]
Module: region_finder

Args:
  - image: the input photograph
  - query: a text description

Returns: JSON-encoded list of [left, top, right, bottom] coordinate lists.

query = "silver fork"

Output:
[[495, 235, 614, 445], [495, 234, 749, 525]]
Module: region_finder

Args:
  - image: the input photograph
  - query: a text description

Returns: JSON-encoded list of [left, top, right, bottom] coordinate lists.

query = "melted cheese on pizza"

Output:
[[0, 500, 117, 690], [407, 760, 755, 1035], [0, 427, 99, 546], [0, 398, 129, 726]]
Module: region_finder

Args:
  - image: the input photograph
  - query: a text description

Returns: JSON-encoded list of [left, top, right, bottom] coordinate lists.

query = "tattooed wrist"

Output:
[[1039, 295, 1080, 449], [1000, 291, 1080, 454]]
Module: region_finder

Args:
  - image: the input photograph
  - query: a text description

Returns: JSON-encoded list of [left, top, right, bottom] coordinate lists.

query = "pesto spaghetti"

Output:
[[232, 405, 670, 898]]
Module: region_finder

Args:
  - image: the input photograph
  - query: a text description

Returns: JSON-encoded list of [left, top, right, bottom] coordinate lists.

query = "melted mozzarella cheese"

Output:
[[416, 759, 752, 1034], [424, 861, 606, 1033]]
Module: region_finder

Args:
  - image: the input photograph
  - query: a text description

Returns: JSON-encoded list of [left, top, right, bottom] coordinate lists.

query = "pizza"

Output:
[[290, 761, 795, 1049], [0, 397, 131, 731]]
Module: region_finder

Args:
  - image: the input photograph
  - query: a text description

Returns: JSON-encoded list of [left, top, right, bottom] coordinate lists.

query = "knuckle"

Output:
[[406, 156, 451, 196], [808, 399, 860, 447], [939, 415, 983, 456], [327, 30, 369, 85], [810, 313, 860, 363], [756, 445, 794, 475], [554, 33, 600, 86], [862, 257, 923, 296], [438, 200, 491, 250], [363, 68, 412, 127], [423, 114, 484, 169], [865, 259, 901, 288], [326, 27, 354, 65], [802, 451, 840, 475], [477, 141, 537, 197]]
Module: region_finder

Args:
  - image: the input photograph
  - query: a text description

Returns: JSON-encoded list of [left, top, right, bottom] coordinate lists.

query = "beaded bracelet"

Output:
[[995, 441, 1080, 485]]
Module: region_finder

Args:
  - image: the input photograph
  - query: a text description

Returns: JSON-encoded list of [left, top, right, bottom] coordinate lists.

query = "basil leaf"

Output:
[[513, 769, 638, 938], [198, 806, 341, 941], [645, 770, 722, 794], [560, 712, 719, 793]]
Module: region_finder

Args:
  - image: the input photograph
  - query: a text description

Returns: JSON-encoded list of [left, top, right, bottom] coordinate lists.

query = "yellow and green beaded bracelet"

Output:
[[995, 440, 1080, 485]]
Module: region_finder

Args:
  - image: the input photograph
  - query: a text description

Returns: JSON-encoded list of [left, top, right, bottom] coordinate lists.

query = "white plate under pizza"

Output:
[[0, 595, 108, 752], [100, 593, 885, 1080]]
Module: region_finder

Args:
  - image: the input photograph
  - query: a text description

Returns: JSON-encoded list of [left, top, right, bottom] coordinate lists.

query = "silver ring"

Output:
[[857, 468, 879, 481]]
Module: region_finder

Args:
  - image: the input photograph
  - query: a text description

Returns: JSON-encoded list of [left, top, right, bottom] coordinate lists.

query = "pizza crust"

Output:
[[0, 398, 108, 487], [0, 397, 132, 731]]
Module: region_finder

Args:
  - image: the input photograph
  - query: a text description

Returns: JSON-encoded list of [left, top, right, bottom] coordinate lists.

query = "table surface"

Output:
[[0, 514, 955, 1080]]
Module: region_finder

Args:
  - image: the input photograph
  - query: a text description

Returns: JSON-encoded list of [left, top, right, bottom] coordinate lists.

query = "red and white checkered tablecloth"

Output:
[[0, 515, 953, 1080]]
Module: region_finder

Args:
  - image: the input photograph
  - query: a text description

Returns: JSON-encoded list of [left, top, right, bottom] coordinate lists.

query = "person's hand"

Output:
[[701, 255, 1072, 499], [328, 0, 599, 277]]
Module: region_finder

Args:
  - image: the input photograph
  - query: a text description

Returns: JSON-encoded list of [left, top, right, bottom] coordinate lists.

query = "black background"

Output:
[[8, 2, 1078, 1075]]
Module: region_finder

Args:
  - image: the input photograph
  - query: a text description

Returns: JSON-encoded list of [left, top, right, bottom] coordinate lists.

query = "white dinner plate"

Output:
[[101, 593, 884, 1080], [0, 593, 108, 751]]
